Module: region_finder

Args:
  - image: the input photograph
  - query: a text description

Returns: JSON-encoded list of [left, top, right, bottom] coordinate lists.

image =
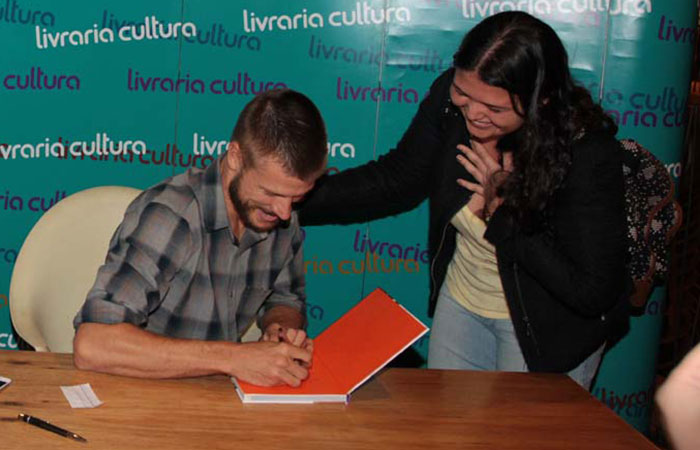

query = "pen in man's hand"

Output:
[[18, 413, 87, 443], [277, 327, 307, 347], [277, 327, 312, 367]]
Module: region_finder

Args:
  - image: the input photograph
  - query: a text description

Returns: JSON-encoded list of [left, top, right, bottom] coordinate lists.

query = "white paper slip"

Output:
[[60, 383, 103, 408]]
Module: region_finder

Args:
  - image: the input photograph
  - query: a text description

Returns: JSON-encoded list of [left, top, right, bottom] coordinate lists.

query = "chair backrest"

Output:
[[10, 186, 141, 352]]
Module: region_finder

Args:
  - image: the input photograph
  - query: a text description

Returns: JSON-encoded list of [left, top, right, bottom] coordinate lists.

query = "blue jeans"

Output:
[[427, 285, 604, 390]]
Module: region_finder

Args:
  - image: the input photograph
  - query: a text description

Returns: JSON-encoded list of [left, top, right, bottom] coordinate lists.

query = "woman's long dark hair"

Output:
[[454, 12, 617, 228]]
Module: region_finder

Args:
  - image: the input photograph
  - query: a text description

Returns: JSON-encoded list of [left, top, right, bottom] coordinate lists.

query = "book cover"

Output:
[[232, 287, 429, 404]]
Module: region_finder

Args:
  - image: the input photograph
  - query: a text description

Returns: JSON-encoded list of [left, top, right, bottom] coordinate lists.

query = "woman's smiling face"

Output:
[[450, 69, 525, 145]]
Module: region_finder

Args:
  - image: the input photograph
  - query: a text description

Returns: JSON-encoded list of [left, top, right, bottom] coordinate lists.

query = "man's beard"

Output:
[[228, 172, 289, 233]]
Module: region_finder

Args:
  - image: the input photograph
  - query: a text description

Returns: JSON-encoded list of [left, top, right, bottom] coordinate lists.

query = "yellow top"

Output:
[[444, 205, 509, 319]]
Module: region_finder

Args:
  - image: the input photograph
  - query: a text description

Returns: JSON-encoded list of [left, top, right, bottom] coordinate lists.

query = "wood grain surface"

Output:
[[0, 350, 658, 449]]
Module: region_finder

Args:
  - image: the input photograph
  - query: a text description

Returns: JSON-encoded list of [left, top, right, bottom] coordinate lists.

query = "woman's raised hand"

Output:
[[456, 141, 512, 221]]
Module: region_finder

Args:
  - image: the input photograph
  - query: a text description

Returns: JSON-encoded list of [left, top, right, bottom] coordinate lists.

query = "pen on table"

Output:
[[17, 413, 87, 443]]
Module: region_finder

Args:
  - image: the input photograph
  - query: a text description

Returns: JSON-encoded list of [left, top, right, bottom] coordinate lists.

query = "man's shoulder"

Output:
[[287, 211, 302, 235], [265, 211, 303, 248], [128, 167, 205, 223]]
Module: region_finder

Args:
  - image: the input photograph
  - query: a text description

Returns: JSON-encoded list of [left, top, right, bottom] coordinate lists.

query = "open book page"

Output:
[[313, 288, 429, 393], [232, 288, 429, 403]]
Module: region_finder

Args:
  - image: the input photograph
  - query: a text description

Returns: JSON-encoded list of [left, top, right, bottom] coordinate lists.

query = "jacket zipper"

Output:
[[513, 261, 541, 356], [429, 222, 451, 306]]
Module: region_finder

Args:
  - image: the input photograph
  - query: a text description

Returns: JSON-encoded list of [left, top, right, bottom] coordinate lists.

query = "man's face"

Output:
[[228, 156, 318, 233]]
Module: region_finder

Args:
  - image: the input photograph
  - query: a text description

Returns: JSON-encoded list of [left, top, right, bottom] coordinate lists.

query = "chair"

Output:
[[10, 185, 261, 352], [10, 186, 141, 352]]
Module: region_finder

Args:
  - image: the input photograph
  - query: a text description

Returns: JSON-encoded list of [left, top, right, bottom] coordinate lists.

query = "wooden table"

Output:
[[0, 350, 657, 449]]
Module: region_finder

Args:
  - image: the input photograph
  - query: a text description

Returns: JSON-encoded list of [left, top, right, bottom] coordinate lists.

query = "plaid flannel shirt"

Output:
[[74, 156, 306, 341]]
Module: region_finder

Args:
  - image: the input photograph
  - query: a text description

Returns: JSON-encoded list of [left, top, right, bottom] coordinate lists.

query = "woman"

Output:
[[300, 11, 631, 389]]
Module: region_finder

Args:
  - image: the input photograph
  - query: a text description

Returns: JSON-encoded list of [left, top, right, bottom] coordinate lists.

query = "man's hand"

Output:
[[74, 322, 312, 386], [262, 322, 305, 344], [229, 341, 312, 387], [261, 323, 314, 367]]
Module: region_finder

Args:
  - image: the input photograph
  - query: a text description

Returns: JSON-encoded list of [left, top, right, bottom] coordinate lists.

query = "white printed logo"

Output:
[[35, 16, 197, 49], [0, 333, 18, 349], [242, 2, 411, 33], [327, 142, 356, 159], [0, 133, 147, 160], [461, 0, 653, 19]]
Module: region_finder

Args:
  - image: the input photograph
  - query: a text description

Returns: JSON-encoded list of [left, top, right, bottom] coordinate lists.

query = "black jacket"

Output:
[[300, 69, 631, 372]]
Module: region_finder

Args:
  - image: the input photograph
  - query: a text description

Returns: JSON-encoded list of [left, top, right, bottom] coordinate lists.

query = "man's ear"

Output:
[[225, 141, 242, 171]]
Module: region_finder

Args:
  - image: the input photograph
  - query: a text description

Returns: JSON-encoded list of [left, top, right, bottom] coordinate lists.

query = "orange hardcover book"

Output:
[[232, 288, 429, 403]]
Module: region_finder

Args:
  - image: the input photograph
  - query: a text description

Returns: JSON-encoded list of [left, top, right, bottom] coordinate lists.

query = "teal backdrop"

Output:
[[0, 0, 696, 433]]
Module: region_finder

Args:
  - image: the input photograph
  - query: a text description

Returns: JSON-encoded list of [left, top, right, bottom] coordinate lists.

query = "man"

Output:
[[73, 89, 327, 387]]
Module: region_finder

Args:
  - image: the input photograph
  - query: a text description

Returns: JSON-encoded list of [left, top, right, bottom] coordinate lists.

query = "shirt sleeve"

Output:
[[73, 198, 194, 330], [259, 214, 306, 322]]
